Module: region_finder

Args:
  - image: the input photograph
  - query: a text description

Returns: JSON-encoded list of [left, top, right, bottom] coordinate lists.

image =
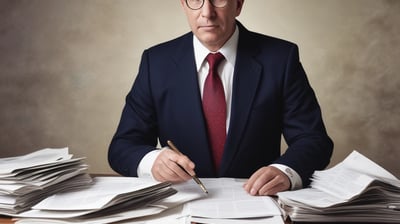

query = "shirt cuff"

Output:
[[270, 164, 303, 190], [137, 148, 162, 180]]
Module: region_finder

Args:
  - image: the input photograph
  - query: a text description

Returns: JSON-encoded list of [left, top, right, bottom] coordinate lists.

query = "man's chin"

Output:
[[197, 35, 225, 50]]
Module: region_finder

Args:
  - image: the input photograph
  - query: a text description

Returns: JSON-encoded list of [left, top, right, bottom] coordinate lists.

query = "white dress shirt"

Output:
[[137, 26, 302, 190]]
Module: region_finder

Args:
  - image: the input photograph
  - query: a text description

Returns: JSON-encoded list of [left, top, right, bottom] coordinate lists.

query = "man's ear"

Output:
[[180, 0, 186, 9], [236, 0, 245, 16]]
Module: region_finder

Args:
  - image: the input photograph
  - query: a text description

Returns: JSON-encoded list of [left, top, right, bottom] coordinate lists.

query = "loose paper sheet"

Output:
[[180, 178, 283, 219]]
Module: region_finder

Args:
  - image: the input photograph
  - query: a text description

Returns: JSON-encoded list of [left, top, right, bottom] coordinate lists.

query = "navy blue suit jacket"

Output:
[[108, 22, 333, 186]]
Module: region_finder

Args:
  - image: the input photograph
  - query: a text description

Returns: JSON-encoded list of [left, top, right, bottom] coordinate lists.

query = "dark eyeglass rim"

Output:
[[185, 0, 228, 10]]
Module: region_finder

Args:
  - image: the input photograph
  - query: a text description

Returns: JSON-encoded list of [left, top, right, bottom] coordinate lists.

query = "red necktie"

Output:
[[202, 52, 226, 171]]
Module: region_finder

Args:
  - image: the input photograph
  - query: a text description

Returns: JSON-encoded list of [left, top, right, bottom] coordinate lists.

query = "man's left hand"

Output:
[[243, 166, 291, 196]]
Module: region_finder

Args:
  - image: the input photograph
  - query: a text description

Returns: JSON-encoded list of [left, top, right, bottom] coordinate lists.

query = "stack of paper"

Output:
[[0, 148, 92, 215], [277, 150, 400, 223], [178, 178, 285, 224], [15, 178, 285, 224], [14, 176, 203, 224]]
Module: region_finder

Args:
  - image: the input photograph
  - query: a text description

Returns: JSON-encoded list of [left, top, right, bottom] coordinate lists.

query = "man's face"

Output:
[[180, 0, 244, 51]]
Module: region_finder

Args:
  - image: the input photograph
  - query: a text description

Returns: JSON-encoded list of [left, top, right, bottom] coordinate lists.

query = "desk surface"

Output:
[[0, 216, 14, 223], [0, 216, 383, 224]]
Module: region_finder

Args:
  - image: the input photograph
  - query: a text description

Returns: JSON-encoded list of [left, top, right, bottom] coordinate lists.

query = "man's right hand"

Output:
[[151, 147, 196, 183]]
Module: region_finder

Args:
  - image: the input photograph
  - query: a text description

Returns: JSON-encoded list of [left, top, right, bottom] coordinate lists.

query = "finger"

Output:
[[243, 168, 262, 190], [243, 170, 260, 193], [152, 158, 180, 182], [258, 174, 290, 196], [174, 154, 196, 176], [250, 173, 275, 195], [163, 146, 196, 177], [244, 167, 275, 195], [153, 149, 194, 182], [165, 157, 193, 180], [152, 150, 185, 182]]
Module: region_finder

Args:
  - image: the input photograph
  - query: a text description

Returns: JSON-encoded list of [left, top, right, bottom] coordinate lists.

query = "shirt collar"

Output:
[[193, 25, 239, 71]]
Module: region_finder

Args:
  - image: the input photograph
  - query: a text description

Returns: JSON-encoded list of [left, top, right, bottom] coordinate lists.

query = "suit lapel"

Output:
[[171, 33, 216, 175], [219, 25, 262, 175]]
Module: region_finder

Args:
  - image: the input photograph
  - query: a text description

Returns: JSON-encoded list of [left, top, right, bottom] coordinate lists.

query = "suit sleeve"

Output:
[[108, 50, 159, 177], [274, 44, 334, 186]]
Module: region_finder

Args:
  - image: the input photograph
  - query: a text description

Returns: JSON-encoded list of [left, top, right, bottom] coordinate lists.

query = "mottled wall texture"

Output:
[[1, 0, 399, 176]]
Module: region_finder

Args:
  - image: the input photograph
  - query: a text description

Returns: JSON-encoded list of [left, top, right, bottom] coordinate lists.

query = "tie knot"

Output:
[[206, 52, 225, 72]]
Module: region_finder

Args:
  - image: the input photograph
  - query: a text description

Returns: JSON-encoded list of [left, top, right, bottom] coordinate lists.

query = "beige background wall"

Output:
[[1, 0, 399, 177]]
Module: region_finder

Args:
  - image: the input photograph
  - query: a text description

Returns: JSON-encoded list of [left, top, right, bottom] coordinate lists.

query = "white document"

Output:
[[277, 149, 400, 224], [14, 206, 166, 224], [311, 150, 400, 199], [337, 150, 399, 181], [278, 150, 400, 208], [32, 176, 164, 210], [189, 215, 285, 224], [15, 176, 202, 219], [0, 165, 88, 196], [0, 148, 71, 176], [15, 177, 203, 224], [180, 178, 283, 219], [0, 148, 92, 215], [116, 205, 186, 224]]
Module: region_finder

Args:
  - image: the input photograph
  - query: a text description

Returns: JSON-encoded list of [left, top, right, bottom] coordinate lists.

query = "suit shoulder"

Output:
[[238, 29, 301, 62], [246, 30, 298, 50], [145, 32, 192, 54]]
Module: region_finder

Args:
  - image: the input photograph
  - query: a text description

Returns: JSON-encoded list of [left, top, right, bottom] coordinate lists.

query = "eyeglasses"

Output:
[[185, 0, 228, 10]]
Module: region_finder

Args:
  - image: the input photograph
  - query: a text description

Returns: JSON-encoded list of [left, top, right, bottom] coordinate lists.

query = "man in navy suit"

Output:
[[108, 0, 333, 196]]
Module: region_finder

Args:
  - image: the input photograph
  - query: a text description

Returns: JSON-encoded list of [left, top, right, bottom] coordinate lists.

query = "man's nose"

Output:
[[201, 0, 217, 19]]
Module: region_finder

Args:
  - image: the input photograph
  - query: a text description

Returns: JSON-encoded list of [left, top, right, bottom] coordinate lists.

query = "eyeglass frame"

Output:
[[185, 0, 228, 10]]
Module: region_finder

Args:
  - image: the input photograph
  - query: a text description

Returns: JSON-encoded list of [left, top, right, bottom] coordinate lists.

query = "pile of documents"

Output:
[[1, 148, 197, 224], [277, 150, 400, 223], [14, 178, 284, 224], [0, 148, 92, 215], [176, 178, 285, 224], [14, 176, 182, 223]]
